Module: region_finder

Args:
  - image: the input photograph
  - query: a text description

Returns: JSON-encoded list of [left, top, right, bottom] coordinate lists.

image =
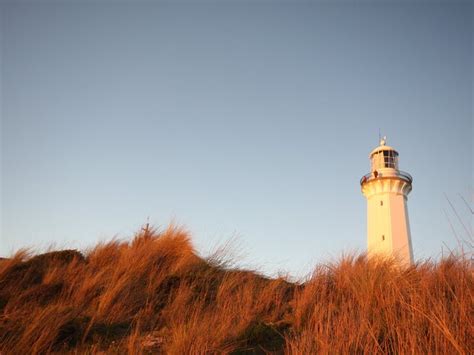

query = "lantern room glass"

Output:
[[371, 150, 399, 171]]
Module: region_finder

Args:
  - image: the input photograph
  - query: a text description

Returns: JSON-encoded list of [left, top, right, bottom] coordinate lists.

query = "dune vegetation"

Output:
[[0, 226, 472, 354]]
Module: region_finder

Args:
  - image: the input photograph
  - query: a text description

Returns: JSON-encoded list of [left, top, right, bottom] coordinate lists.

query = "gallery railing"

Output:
[[360, 170, 412, 185]]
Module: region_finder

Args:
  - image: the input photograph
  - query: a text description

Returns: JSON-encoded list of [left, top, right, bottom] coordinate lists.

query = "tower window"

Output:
[[382, 235, 385, 241], [380, 201, 383, 206]]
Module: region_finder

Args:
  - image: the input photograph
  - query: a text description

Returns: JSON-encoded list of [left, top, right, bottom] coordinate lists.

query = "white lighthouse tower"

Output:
[[360, 137, 414, 265]]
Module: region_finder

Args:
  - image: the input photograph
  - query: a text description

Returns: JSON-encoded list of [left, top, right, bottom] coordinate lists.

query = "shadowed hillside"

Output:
[[0, 226, 472, 354]]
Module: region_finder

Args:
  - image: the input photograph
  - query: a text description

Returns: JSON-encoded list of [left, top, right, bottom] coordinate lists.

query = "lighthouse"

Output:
[[360, 137, 414, 265]]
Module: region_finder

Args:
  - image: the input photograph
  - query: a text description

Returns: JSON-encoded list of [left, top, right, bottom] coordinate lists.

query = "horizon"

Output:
[[1, 0, 472, 276]]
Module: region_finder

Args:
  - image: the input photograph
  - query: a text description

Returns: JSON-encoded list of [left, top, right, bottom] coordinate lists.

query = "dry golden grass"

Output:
[[0, 226, 472, 354]]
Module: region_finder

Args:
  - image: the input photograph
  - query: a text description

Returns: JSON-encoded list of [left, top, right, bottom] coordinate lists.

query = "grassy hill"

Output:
[[0, 226, 472, 354]]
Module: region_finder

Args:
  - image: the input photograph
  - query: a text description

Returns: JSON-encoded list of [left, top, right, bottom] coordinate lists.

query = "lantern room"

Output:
[[369, 137, 399, 171]]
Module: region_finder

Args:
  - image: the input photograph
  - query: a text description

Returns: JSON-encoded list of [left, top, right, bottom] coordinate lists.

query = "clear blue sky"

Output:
[[1, 1, 472, 276]]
